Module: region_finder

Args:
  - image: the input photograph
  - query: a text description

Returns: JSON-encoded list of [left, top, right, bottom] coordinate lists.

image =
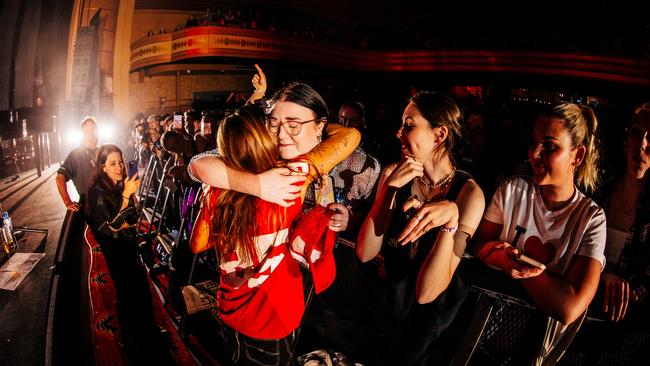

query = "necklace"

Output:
[[418, 168, 456, 191]]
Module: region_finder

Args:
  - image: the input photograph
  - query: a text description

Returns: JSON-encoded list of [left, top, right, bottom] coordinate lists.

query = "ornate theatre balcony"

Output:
[[131, 26, 650, 86]]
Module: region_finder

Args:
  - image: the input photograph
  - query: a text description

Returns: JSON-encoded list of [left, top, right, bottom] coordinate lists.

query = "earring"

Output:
[[317, 135, 322, 143]]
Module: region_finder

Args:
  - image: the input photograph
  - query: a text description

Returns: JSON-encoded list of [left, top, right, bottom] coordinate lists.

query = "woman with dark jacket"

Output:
[[86, 143, 171, 364]]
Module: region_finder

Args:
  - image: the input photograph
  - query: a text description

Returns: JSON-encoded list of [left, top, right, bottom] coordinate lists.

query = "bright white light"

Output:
[[98, 124, 113, 141], [66, 129, 82, 145]]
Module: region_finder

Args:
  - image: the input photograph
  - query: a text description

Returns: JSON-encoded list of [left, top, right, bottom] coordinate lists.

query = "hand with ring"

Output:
[[396, 198, 459, 245]]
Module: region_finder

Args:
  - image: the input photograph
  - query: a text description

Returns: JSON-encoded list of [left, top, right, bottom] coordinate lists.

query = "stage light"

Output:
[[65, 129, 81, 145], [98, 124, 113, 141]]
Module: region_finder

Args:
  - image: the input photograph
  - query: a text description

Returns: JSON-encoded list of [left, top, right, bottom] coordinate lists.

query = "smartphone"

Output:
[[516, 253, 546, 270], [127, 160, 138, 179], [201, 120, 212, 136], [173, 114, 183, 129]]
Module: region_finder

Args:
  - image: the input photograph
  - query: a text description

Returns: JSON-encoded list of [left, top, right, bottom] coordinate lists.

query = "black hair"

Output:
[[269, 81, 328, 120]]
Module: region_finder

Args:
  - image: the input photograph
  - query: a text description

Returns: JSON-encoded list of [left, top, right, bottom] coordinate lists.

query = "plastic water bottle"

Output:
[[2, 212, 16, 255], [334, 188, 345, 206]]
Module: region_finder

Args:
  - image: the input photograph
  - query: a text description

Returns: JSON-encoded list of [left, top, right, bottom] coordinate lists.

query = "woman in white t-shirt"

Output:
[[471, 102, 606, 364]]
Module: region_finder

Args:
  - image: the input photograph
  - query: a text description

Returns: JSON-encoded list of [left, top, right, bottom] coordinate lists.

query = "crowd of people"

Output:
[[55, 65, 650, 365], [145, 7, 367, 50], [142, 4, 650, 58]]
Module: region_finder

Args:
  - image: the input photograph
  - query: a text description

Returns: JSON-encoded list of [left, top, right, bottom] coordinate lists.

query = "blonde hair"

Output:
[[211, 106, 284, 264], [549, 103, 600, 193]]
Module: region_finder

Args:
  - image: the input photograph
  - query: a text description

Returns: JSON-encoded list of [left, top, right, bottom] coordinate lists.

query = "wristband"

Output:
[[440, 223, 458, 233]]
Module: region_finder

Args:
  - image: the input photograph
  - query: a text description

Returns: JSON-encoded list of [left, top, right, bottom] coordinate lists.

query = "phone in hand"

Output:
[[516, 253, 546, 270], [173, 114, 183, 129], [127, 160, 138, 179]]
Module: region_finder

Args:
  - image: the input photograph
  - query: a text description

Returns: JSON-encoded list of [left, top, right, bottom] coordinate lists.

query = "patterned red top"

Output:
[[206, 164, 336, 339]]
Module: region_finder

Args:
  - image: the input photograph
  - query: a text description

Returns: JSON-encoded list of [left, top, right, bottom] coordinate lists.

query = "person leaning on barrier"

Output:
[[470, 102, 606, 364], [357, 92, 485, 365]]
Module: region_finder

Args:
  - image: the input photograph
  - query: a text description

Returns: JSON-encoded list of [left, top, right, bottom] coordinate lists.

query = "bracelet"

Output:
[[440, 223, 458, 233]]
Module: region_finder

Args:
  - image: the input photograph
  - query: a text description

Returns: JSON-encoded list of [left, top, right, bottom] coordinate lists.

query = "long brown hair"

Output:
[[87, 144, 126, 216], [211, 106, 284, 264]]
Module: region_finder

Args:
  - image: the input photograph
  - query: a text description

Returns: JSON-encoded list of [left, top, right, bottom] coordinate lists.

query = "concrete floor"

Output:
[[0, 165, 68, 365]]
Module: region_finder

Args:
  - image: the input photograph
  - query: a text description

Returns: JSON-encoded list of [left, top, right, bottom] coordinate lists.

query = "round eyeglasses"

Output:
[[266, 117, 324, 136]]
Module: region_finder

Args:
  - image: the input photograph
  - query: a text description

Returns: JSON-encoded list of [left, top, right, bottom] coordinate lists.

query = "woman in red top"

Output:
[[189, 105, 360, 365]]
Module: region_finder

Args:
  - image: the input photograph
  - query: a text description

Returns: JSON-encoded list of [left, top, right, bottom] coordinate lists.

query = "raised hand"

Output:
[[258, 167, 306, 207], [251, 64, 267, 96], [385, 156, 424, 190], [602, 271, 631, 322], [122, 174, 141, 198]]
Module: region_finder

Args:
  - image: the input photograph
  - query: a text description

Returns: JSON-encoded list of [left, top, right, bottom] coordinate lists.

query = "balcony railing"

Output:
[[131, 26, 650, 86]]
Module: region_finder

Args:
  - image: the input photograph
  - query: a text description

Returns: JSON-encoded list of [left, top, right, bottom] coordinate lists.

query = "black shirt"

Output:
[[57, 146, 97, 199]]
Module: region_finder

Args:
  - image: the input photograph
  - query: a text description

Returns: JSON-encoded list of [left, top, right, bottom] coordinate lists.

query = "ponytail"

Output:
[[550, 103, 600, 193], [577, 105, 600, 193]]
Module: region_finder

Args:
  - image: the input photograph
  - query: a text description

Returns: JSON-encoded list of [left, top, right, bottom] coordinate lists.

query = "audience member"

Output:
[[471, 102, 605, 364], [357, 92, 485, 365]]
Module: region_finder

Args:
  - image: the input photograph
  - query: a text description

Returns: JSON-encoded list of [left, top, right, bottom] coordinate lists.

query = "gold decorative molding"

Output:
[[130, 26, 650, 86]]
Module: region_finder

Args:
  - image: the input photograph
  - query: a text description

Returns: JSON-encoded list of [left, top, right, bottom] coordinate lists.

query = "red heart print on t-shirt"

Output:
[[523, 236, 556, 264]]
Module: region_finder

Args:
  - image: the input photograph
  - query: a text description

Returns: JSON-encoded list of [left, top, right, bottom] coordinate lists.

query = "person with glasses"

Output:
[[338, 101, 367, 132], [337, 100, 383, 192], [188, 105, 360, 365], [268, 82, 388, 364], [191, 71, 384, 363]]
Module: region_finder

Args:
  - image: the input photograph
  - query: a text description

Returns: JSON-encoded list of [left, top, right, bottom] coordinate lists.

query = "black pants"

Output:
[[96, 234, 172, 364], [298, 245, 388, 365], [220, 323, 297, 366], [216, 269, 315, 365]]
